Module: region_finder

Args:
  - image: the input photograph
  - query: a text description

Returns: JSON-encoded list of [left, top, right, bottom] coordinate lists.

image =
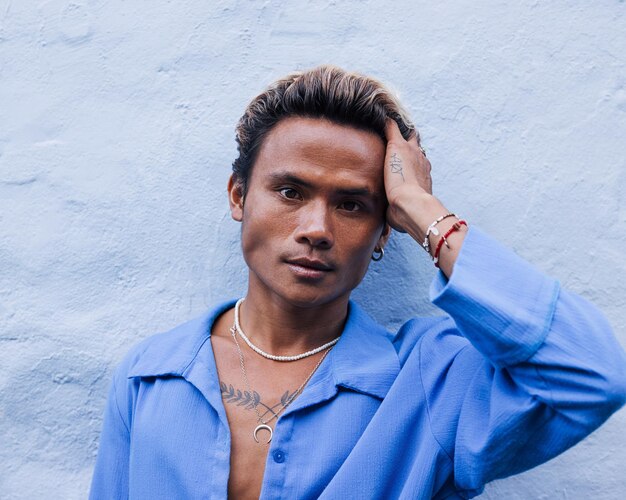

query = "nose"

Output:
[[294, 200, 334, 249]]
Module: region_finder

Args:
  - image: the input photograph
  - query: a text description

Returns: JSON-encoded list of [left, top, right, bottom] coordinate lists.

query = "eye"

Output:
[[279, 187, 301, 200], [340, 201, 361, 212]]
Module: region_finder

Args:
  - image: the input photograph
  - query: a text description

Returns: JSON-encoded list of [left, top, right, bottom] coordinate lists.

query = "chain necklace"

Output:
[[229, 324, 331, 444], [233, 298, 341, 362]]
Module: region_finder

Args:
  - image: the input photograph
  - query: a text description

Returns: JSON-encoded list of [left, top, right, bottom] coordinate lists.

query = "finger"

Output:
[[384, 119, 405, 142], [408, 130, 424, 156]]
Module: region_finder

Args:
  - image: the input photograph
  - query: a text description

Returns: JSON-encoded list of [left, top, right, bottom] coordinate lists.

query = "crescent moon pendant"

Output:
[[253, 424, 273, 444]]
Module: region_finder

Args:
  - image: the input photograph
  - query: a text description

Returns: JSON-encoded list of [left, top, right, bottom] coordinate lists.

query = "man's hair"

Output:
[[232, 65, 417, 195]]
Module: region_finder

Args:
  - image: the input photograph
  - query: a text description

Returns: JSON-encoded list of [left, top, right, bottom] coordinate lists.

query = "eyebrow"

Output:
[[267, 172, 379, 199]]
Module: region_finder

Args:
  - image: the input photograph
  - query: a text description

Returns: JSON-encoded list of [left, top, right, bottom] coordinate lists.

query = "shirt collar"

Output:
[[328, 301, 400, 399], [127, 299, 400, 400]]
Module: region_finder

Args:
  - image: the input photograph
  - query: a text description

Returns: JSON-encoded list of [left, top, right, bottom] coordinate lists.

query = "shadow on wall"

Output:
[[353, 232, 439, 330]]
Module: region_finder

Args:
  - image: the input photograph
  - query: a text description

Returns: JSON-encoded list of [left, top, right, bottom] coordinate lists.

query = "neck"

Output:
[[238, 290, 349, 356]]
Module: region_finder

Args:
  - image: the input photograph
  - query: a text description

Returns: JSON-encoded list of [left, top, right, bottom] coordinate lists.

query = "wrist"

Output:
[[392, 191, 450, 243]]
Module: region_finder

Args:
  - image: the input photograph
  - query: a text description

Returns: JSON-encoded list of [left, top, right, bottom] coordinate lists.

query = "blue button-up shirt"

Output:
[[89, 228, 626, 499]]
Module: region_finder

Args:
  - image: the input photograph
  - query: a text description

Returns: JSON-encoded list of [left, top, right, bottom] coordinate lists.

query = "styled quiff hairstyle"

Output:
[[232, 65, 417, 195]]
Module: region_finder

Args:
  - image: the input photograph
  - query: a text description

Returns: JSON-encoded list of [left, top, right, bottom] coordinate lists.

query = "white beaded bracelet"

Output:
[[422, 213, 458, 254]]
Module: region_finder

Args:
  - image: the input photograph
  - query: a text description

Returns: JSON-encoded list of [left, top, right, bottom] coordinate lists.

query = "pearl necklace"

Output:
[[233, 298, 341, 362], [229, 324, 331, 443]]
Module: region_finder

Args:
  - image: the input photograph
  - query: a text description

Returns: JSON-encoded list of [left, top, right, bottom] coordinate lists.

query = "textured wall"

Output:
[[1, 1, 625, 498]]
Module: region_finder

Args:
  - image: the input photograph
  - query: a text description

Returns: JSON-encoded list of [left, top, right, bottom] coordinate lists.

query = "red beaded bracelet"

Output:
[[433, 220, 467, 268]]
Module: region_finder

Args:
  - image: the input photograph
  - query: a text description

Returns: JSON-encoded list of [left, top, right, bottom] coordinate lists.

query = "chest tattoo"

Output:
[[220, 382, 298, 420]]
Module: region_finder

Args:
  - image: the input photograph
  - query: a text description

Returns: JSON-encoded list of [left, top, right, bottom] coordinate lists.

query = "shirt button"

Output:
[[273, 450, 286, 463]]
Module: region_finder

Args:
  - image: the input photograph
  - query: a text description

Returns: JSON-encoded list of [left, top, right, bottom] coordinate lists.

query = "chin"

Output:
[[248, 266, 359, 309], [279, 289, 340, 308], [272, 282, 351, 309]]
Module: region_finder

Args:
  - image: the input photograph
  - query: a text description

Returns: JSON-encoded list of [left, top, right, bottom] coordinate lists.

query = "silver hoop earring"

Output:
[[371, 247, 384, 262]]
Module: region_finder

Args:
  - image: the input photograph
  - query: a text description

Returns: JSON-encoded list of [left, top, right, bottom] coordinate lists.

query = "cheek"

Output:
[[338, 247, 375, 293], [346, 236, 375, 259], [339, 226, 381, 271], [342, 218, 385, 252], [239, 199, 291, 256]]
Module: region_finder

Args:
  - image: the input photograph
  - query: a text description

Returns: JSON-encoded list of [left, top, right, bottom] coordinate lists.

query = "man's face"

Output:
[[229, 117, 389, 309]]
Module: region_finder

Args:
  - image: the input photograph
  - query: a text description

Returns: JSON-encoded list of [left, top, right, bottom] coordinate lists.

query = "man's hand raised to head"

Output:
[[383, 119, 433, 235], [383, 119, 466, 277]]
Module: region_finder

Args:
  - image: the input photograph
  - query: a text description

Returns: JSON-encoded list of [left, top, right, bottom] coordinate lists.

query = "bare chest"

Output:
[[211, 335, 320, 499]]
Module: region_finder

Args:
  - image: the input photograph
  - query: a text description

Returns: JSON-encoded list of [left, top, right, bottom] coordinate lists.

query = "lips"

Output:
[[285, 257, 334, 280], [286, 257, 334, 271]]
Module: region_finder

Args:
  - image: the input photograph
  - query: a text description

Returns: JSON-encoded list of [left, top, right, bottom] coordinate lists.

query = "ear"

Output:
[[376, 223, 391, 251], [227, 174, 244, 222]]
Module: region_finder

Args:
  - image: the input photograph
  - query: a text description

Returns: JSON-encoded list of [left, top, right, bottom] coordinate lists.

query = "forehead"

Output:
[[251, 117, 386, 189]]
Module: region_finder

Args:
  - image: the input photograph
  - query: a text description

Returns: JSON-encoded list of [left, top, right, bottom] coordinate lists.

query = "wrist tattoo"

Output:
[[390, 153, 404, 181]]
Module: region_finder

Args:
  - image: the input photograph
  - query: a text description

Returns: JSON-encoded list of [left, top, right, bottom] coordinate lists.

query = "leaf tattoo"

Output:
[[220, 382, 299, 416], [280, 390, 298, 406], [220, 382, 260, 410]]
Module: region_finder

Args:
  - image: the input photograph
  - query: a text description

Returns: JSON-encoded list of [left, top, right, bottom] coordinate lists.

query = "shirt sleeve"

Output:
[[419, 226, 626, 497], [89, 364, 131, 500]]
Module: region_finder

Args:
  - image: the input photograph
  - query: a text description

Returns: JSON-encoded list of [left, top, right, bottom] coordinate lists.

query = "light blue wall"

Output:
[[1, 1, 625, 498]]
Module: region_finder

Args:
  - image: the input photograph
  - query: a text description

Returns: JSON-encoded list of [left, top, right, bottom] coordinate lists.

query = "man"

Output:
[[90, 66, 626, 499]]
